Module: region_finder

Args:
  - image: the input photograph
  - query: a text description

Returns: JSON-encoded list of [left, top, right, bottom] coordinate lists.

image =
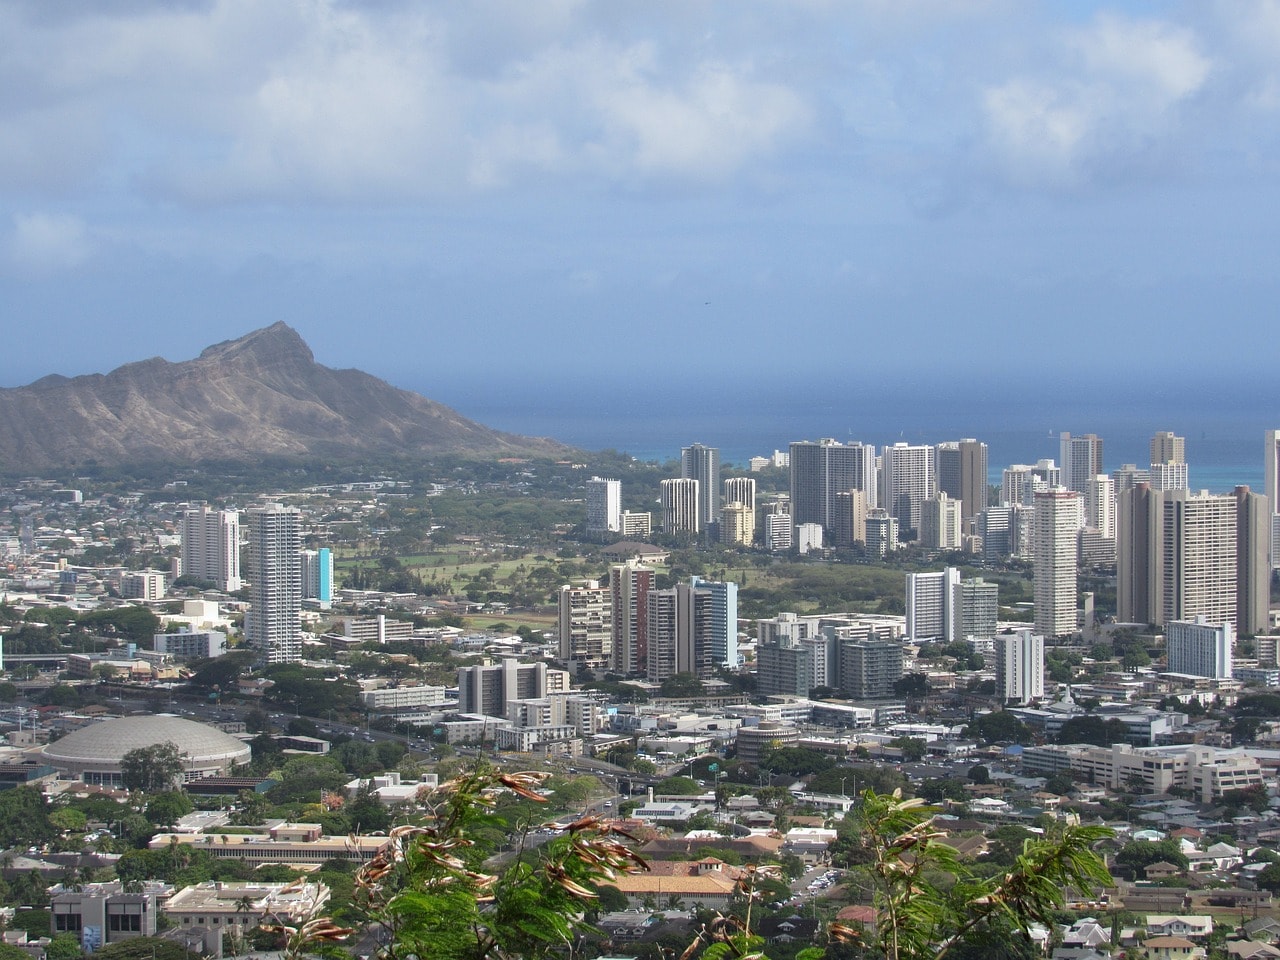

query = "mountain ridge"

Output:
[[0, 323, 567, 470]]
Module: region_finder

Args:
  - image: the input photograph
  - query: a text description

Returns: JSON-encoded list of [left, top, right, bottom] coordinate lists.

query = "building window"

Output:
[[54, 914, 83, 933]]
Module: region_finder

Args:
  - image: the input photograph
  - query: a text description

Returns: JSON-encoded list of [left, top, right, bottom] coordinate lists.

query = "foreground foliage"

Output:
[[328, 769, 1113, 960]]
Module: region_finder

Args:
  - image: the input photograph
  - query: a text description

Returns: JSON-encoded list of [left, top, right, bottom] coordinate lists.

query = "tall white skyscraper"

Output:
[[245, 503, 302, 664], [585, 476, 622, 534], [180, 504, 241, 592], [995, 629, 1045, 705], [1060, 433, 1104, 494], [881, 442, 935, 539], [905, 567, 960, 640], [1033, 489, 1082, 638], [660, 478, 701, 534], [1166, 617, 1233, 679], [681, 444, 721, 527]]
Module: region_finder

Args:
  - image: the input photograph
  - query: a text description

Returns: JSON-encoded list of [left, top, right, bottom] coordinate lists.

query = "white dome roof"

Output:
[[41, 715, 250, 766]]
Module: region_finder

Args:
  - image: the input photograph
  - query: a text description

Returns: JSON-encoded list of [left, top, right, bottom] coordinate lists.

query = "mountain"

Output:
[[0, 323, 567, 470]]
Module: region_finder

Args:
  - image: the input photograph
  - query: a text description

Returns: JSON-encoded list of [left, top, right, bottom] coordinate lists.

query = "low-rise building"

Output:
[[49, 881, 169, 952], [164, 880, 329, 934]]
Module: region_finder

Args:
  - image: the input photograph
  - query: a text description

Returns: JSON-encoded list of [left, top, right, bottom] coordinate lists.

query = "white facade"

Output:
[[723, 476, 757, 511], [586, 477, 622, 533], [245, 503, 302, 663], [1033, 489, 1082, 637], [1150, 461, 1190, 492], [995, 628, 1045, 704], [881, 443, 935, 536], [796, 522, 823, 554], [1167, 617, 1234, 679], [1060, 433, 1104, 494], [180, 504, 241, 592], [661, 478, 701, 534], [905, 567, 960, 640], [765, 512, 793, 552]]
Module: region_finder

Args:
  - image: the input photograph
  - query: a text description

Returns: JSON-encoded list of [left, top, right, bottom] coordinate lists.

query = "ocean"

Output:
[[435, 379, 1273, 494]]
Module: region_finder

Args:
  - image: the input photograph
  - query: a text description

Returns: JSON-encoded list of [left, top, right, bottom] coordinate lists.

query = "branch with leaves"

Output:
[[830, 790, 1114, 960]]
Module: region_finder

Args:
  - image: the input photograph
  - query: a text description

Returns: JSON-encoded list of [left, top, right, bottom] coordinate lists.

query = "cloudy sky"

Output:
[[2, 1, 1277, 420]]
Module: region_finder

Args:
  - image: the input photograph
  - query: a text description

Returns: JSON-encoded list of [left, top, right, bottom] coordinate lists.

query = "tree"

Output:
[[965, 711, 1032, 745], [1056, 716, 1128, 747], [890, 737, 927, 762], [968, 764, 991, 785], [830, 791, 1113, 960], [44, 934, 82, 960], [145, 792, 195, 828], [120, 742, 186, 793], [323, 766, 1114, 960], [1115, 839, 1189, 878]]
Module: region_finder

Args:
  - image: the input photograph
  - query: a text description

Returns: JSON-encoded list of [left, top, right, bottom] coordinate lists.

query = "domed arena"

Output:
[[39, 715, 251, 786]]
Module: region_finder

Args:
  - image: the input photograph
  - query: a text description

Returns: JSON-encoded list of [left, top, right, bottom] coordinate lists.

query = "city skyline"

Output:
[[3, 3, 1280, 409]]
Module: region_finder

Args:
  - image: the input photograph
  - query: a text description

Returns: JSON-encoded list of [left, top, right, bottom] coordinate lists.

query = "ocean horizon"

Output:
[[437, 380, 1272, 495]]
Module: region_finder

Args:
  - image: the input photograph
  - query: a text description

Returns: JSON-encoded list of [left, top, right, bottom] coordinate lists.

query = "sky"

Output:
[[2, 1, 1279, 424]]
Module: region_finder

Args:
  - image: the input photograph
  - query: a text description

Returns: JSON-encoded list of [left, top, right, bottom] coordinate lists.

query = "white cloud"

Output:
[[6, 212, 91, 273], [981, 13, 1211, 188]]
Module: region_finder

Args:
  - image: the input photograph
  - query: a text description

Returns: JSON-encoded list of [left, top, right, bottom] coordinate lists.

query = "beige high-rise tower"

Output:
[[1118, 484, 1270, 635], [1032, 489, 1082, 637]]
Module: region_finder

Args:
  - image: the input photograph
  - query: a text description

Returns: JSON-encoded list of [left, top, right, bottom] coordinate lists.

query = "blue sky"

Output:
[[2, 1, 1278, 415]]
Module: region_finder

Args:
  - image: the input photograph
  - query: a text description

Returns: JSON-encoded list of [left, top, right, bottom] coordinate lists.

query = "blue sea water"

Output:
[[436, 379, 1272, 495]]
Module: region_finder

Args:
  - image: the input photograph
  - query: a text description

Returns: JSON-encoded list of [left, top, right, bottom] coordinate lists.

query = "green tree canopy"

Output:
[[120, 742, 186, 793], [965, 711, 1033, 745]]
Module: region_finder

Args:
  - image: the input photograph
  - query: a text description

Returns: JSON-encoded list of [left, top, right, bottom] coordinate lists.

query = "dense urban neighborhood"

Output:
[[2, 435, 1280, 960]]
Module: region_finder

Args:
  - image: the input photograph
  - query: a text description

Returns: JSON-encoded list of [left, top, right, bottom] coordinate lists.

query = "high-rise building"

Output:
[[1150, 462, 1189, 492], [681, 444, 721, 527], [722, 477, 757, 546], [585, 477, 622, 534], [764, 512, 793, 552], [646, 582, 714, 682], [864, 510, 898, 557], [610, 561, 655, 676], [919, 492, 963, 549], [905, 567, 960, 640], [299, 547, 333, 603], [1237, 485, 1272, 637], [690, 576, 738, 669], [721, 503, 755, 547], [837, 639, 903, 700], [951, 577, 999, 643], [881, 443, 935, 539], [457, 658, 568, 718], [1112, 463, 1152, 496], [620, 511, 652, 539], [936, 439, 988, 531], [1118, 485, 1270, 634], [1060, 433, 1104, 494], [557, 580, 613, 670], [660, 478, 701, 534], [1266, 431, 1280, 571], [180, 504, 241, 592], [994, 629, 1045, 705], [832, 489, 869, 549], [1151, 432, 1186, 467], [723, 477, 756, 512], [1166, 617, 1233, 679], [1083, 474, 1115, 540], [789, 439, 877, 534], [244, 503, 302, 664], [1032, 489, 1082, 638]]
